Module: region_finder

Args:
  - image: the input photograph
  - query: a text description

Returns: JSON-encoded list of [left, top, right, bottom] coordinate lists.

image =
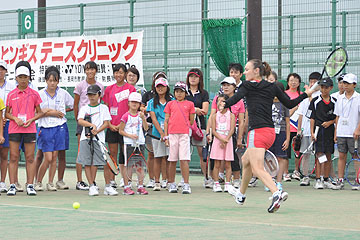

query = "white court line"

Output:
[[1, 203, 359, 233]]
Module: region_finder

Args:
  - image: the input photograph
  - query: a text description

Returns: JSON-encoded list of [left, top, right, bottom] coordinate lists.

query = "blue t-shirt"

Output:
[[147, 97, 173, 138]]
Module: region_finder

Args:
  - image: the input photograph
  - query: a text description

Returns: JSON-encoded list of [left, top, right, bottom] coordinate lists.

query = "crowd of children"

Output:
[[0, 59, 358, 213]]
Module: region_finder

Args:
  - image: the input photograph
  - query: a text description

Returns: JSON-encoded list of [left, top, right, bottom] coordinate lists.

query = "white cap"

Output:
[[128, 92, 142, 103], [15, 66, 30, 77], [220, 76, 236, 85], [342, 73, 357, 84], [0, 60, 7, 70]]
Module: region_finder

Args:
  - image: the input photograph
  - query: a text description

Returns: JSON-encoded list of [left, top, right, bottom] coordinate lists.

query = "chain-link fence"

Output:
[[1, 0, 359, 170]]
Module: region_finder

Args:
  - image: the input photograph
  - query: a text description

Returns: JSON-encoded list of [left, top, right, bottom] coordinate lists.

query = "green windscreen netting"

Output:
[[202, 18, 245, 76]]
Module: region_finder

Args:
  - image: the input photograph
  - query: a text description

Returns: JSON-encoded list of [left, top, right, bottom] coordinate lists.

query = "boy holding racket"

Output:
[[334, 73, 360, 190], [77, 85, 117, 196], [119, 92, 149, 195], [309, 78, 337, 189]]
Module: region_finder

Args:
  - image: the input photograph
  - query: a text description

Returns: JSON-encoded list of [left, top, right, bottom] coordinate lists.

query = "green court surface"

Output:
[[0, 168, 359, 240]]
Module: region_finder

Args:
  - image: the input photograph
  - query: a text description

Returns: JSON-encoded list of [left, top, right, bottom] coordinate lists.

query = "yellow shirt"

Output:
[[0, 98, 5, 111]]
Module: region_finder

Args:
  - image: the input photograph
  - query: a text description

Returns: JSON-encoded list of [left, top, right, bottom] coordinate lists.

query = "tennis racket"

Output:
[[264, 150, 279, 178], [94, 135, 120, 175], [345, 140, 360, 187], [311, 47, 348, 91], [125, 143, 148, 187], [298, 126, 320, 178]]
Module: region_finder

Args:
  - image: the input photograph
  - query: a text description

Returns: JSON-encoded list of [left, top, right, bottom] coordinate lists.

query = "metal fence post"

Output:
[[289, 15, 294, 73], [342, 11, 347, 72], [57, 30, 62, 37], [202, 0, 209, 91], [129, 0, 135, 32], [108, 27, 113, 34], [17, 9, 22, 39], [163, 23, 169, 74], [331, 0, 337, 50], [79, 3, 85, 35]]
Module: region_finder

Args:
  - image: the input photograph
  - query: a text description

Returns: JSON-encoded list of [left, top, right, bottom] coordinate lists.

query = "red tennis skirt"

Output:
[[247, 127, 276, 150]]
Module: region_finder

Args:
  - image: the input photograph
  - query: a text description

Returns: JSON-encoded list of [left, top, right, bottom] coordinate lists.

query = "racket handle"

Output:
[[355, 139, 358, 149], [314, 126, 320, 137], [310, 82, 319, 91]]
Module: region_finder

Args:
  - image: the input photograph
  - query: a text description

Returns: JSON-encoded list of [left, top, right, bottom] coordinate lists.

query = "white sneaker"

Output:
[[26, 184, 37, 196], [333, 179, 345, 190], [182, 184, 191, 194], [203, 178, 213, 188], [0, 182, 7, 192], [35, 182, 44, 191], [89, 185, 99, 196], [300, 177, 310, 186], [351, 185, 360, 190], [178, 178, 184, 188], [213, 183, 222, 192], [224, 183, 231, 192], [233, 179, 241, 189], [7, 184, 16, 196], [234, 192, 246, 205], [146, 179, 155, 188], [56, 180, 69, 190], [104, 186, 118, 196], [161, 180, 168, 188], [291, 170, 301, 181], [227, 185, 237, 196], [314, 179, 324, 189], [283, 174, 291, 182], [110, 180, 118, 189], [119, 178, 125, 188], [153, 182, 161, 191], [168, 183, 178, 193], [323, 180, 336, 190], [15, 182, 24, 192], [248, 177, 258, 187], [76, 181, 89, 190], [46, 183, 57, 191]]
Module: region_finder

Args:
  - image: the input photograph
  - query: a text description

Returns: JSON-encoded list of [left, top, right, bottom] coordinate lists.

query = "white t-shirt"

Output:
[[297, 91, 320, 137], [120, 112, 145, 145], [331, 91, 343, 100], [78, 103, 111, 143], [334, 91, 360, 137], [38, 87, 74, 128], [0, 80, 16, 118]]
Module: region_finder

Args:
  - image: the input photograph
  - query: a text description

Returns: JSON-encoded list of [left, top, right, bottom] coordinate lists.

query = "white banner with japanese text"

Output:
[[0, 32, 143, 87]]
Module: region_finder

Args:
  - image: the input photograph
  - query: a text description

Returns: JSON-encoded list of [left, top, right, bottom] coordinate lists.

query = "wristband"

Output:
[[163, 136, 169, 141], [206, 133, 210, 137]]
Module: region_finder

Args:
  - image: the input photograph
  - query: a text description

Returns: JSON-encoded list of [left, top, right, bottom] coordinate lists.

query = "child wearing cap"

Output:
[[164, 81, 195, 194], [146, 77, 173, 191], [77, 84, 116, 196], [35, 66, 74, 192], [0, 60, 16, 193], [119, 92, 149, 195], [309, 77, 337, 189], [74, 61, 105, 190], [334, 73, 360, 190], [5, 61, 45, 196], [103, 63, 136, 190]]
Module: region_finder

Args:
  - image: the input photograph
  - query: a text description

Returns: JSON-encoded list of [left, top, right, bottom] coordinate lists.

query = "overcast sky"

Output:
[[2, 0, 110, 11]]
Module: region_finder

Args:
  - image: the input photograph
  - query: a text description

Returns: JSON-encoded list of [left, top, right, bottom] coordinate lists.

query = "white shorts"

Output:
[[168, 134, 191, 161]]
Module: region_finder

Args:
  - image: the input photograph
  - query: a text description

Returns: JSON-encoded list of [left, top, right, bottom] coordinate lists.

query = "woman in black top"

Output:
[[185, 68, 210, 187], [221, 59, 313, 213]]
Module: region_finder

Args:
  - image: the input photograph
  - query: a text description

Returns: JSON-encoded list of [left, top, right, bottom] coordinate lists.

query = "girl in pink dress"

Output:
[[210, 94, 235, 192]]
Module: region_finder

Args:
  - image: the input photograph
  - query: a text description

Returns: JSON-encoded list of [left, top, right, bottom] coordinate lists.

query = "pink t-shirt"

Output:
[[102, 83, 136, 125], [285, 89, 301, 132], [6, 86, 42, 134], [211, 95, 245, 122], [74, 80, 104, 108], [164, 100, 195, 134]]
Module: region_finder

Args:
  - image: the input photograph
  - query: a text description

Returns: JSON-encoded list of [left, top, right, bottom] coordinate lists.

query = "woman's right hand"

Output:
[[304, 85, 315, 97], [14, 117, 24, 126], [109, 123, 118, 132]]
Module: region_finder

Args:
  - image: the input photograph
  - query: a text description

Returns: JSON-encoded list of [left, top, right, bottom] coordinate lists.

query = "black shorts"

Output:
[[9, 133, 36, 143], [315, 126, 335, 154], [287, 132, 297, 159], [76, 122, 83, 136], [105, 129, 124, 144]]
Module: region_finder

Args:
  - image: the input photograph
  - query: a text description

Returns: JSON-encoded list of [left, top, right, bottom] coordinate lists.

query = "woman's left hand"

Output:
[[282, 140, 289, 151]]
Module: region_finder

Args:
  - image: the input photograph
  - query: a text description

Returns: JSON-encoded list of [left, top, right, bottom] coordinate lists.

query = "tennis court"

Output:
[[0, 167, 359, 239]]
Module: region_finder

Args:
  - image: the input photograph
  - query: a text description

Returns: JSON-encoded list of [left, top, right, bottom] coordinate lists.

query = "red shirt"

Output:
[[6, 86, 42, 133], [164, 100, 195, 134], [102, 83, 136, 125]]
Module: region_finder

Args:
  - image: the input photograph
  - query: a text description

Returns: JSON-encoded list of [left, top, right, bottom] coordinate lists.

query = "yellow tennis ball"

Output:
[[73, 202, 80, 209]]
